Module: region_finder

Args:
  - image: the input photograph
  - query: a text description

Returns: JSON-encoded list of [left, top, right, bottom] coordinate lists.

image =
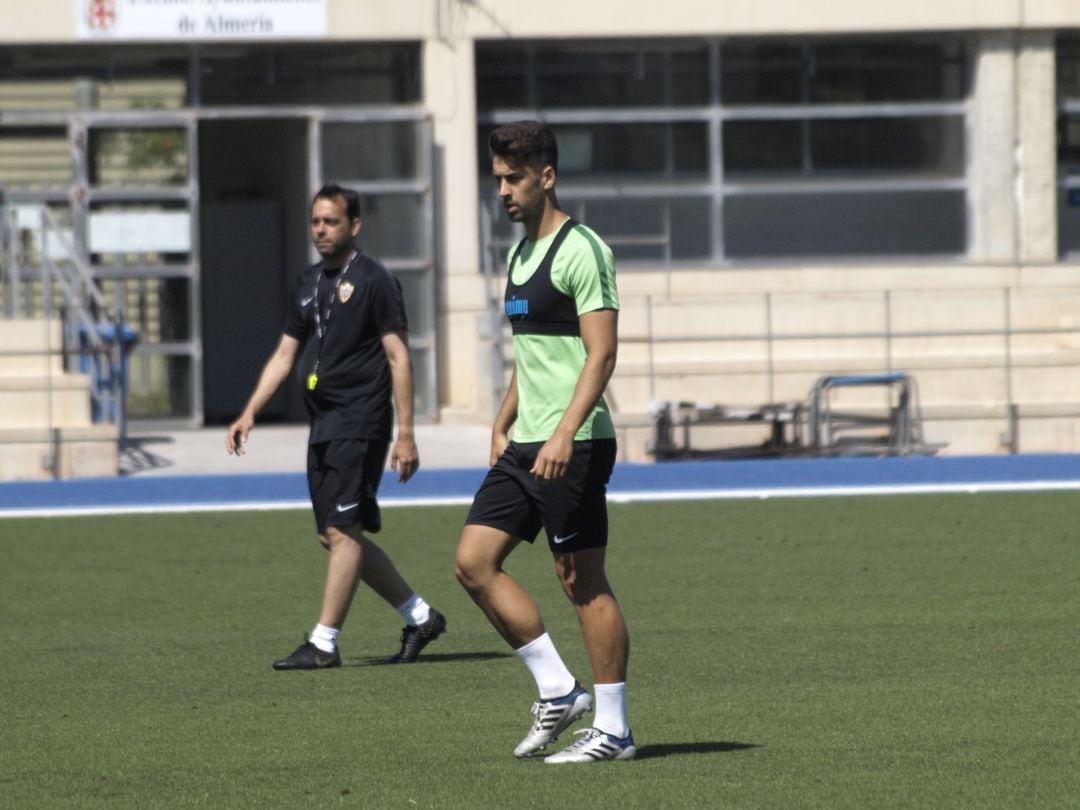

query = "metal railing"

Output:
[[626, 289, 1080, 399], [481, 281, 1080, 456], [1, 202, 131, 474], [616, 287, 1080, 453]]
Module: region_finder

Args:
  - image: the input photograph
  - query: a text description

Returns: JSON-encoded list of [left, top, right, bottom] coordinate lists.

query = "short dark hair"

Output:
[[313, 183, 361, 221], [488, 121, 558, 173]]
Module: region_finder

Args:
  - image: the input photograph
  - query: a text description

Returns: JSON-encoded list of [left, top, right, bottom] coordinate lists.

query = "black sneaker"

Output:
[[272, 637, 341, 671], [386, 609, 447, 663]]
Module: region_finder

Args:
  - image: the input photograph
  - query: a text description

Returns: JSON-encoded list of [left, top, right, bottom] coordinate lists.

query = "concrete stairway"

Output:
[[0, 318, 118, 480]]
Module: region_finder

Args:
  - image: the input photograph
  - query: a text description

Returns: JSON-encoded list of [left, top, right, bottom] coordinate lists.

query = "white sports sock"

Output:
[[396, 593, 431, 626], [515, 633, 577, 700], [309, 623, 339, 653], [593, 682, 629, 738]]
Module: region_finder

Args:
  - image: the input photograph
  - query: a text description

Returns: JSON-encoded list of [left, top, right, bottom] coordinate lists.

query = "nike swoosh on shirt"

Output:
[[552, 532, 579, 545], [336, 502, 359, 512]]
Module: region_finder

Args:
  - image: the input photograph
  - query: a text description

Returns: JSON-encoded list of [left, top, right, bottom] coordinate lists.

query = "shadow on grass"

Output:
[[634, 741, 759, 760], [350, 651, 514, 667]]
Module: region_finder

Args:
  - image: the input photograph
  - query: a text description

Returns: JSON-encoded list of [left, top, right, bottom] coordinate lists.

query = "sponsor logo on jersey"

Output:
[[505, 296, 529, 316]]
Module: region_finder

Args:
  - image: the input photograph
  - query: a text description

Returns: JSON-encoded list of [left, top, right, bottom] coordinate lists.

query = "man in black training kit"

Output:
[[226, 184, 446, 669]]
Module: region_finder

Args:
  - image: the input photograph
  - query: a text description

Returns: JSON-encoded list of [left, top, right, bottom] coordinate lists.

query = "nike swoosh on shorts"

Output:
[[552, 532, 579, 544], [336, 502, 359, 512]]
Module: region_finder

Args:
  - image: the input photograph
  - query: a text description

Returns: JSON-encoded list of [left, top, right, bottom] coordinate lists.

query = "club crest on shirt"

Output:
[[339, 282, 355, 303]]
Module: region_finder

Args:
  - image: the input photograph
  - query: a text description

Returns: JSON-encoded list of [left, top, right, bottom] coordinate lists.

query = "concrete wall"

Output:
[[428, 30, 1075, 435], [11, 1, 1080, 43], [5, 2, 1080, 454]]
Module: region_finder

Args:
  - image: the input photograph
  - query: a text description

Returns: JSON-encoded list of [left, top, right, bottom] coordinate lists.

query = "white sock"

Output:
[[396, 593, 431, 626], [593, 682, 629, 738], [309, 623, 339, 653], [515, 633, 577, 700]]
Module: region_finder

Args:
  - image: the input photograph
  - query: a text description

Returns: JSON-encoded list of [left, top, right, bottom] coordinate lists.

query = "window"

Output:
[[0, 128, 70, 189], [477, 41, 709, 109], [477, 37, 970, 266], [0, 43, 427, 424], [1057, 38, 1080, 257], [89, 127, 189, 187], [0, 46, 189, 111], [199, 45, 421, 106], [722, 41, 965, 105], [0, 43, 421, 112]]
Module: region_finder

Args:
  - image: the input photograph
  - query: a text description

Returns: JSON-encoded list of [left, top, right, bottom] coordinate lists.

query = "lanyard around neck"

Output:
[[312, 252, 355, 341]]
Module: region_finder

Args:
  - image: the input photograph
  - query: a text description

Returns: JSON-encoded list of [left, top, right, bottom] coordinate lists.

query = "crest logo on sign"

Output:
[[88, 0, 117, 31], [339, 282, 355, 303]]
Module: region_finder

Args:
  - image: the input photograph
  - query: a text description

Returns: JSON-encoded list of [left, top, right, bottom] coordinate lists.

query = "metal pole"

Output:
[[646, 295, 655, 404], [41, 210, 58, 478], [765, 291, 774, 403], [1, 195, 7, 317], [884, 289, 893, 372], [1004, 287, 1016, 453], [4, 204, 23, 319]]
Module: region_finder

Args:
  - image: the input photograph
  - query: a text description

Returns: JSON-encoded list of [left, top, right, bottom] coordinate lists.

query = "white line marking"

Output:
[[4, 479, 1080, 519]]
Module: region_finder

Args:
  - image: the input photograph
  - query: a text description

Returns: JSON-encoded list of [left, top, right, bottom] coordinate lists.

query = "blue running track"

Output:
[[2, 454, 1080, 518]]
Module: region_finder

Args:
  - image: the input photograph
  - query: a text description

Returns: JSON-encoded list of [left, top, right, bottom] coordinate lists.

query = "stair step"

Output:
[[0, 318, 64, 374], [0, 424, 119, 480], [0, 372, 94, 428]]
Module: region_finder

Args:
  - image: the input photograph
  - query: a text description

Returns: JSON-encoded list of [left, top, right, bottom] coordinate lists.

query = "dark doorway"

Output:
[[199, 118, 310, 423]]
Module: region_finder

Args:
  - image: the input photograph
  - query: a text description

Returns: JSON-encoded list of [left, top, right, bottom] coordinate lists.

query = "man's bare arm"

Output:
[[530, 308, 618, 481], [382, 331, 419, 483], [225, 334, 300, 456]]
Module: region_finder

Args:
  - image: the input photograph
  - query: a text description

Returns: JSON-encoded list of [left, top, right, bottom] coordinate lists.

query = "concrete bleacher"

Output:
[[606, 285, 1080, 461], [0, 318, 118, 480]]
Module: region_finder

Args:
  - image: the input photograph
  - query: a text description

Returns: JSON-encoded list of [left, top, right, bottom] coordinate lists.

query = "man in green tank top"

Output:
[[456, 121, 635, 763]]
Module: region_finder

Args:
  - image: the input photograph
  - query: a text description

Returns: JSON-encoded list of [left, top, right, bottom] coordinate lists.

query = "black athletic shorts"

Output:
[[465, 438, 616, 553], [307, 438, 388, 535]]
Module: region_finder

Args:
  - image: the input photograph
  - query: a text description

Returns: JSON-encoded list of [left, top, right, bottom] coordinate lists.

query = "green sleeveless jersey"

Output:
[[506, 221, 619, 442]]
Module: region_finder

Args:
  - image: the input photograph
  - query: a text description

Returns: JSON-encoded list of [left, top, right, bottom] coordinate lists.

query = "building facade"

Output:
[[4, 1, 1080, 456]]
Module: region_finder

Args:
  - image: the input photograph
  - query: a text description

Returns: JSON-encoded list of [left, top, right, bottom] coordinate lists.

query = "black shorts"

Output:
[[307, 438, 388, 535], [465, 438, 616, 553]]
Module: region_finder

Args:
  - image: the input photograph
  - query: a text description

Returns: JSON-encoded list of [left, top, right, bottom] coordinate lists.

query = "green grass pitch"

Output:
[[1, 492, 1078, 808]]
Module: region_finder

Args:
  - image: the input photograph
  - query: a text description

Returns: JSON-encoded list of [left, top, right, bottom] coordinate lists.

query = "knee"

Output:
[[323, 525, 361, 550], [454, 545, 492, 594], [454, 551, 481, 593], [554, 552, 611, 605]]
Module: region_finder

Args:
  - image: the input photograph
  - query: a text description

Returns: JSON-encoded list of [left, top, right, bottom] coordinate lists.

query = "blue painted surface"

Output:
[[2, 454, 1080, 515], [614, 454, 1080, 490]]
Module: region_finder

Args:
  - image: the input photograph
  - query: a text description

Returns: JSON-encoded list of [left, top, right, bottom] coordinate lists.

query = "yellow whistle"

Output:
[[306, 372, 318, 390]]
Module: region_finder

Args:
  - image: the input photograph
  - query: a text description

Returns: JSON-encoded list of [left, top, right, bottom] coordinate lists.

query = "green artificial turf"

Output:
[[1, 493, 1078, 808]]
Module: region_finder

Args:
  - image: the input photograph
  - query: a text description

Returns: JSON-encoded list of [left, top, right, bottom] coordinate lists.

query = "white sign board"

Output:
[[75, 0, 327, 41], [89, 211, 192, 253], [12, 206, 76, 261]]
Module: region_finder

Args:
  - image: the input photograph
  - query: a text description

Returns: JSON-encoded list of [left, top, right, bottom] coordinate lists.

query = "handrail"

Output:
[[39, 205, 113, 319], [0, 203, 131, 453], [614, 287, 1080, 443]]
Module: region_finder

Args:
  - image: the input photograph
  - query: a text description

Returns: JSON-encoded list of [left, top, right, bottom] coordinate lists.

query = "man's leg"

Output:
[[274, 522, 445, 669], [553, 547, 628, 684], [348, 529, 446, 663], [456, 524, 589, 757], [271, 526, 357, 671], [544, 546, 635, 763], [317, 523, 367, 627], [455, 524, 541, 647]]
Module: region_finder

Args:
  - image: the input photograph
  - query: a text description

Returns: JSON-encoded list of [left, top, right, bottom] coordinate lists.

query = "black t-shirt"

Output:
[[283, 252, 408, 443]]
